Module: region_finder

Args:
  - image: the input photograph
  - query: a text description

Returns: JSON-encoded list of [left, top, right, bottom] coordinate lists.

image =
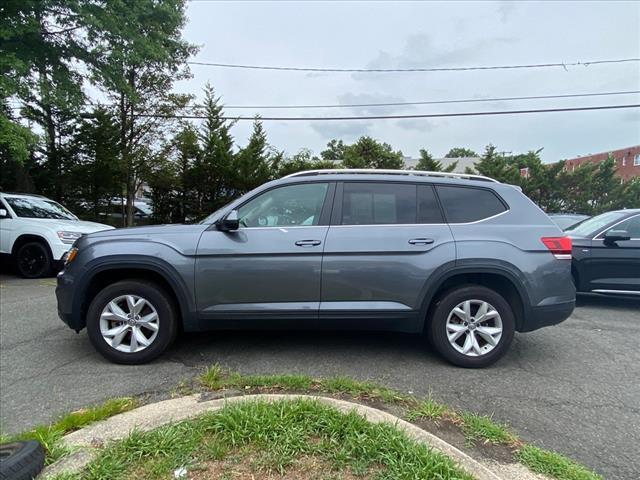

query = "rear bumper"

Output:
[[519, 300, 575, 332]]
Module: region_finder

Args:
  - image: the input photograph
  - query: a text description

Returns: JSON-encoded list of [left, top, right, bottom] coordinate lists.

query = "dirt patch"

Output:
[[413, 416, 518, 464], [190, 453, 381, 480]]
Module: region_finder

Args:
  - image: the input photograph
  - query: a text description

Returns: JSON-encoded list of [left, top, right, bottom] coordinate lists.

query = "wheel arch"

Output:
[[11, 234, 52, 257], [418, 265, 530, 332], [78, 259, 196, 332]]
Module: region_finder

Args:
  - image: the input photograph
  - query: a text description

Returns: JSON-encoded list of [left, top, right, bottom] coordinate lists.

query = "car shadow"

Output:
[[576, 292, 640, 310]]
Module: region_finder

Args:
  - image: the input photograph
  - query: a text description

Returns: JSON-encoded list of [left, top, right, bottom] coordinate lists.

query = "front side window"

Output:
[[4, 196, 77, 220], [610, 215, 640, 238], [341, 183, 416, 225], [436, 186, 507, 223], [237, 183, 328, 228]]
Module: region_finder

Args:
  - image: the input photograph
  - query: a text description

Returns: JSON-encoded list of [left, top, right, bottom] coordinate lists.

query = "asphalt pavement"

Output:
[[0, 272, 638, 479]]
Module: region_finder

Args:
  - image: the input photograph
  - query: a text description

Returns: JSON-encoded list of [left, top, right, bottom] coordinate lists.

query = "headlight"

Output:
[[57, 231, 83, 244]]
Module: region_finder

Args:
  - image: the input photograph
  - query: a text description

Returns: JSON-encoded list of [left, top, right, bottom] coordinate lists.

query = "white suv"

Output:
[[0, 192, 114, 278]]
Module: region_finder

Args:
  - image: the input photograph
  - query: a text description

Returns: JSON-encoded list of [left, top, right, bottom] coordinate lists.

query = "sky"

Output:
[[175, 0, 640, 162]]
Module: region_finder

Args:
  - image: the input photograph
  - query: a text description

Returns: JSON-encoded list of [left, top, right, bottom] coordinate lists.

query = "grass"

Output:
[[199, 365, 407, 404], [459, 412, 515, 444], [518, 445, 603, 480], [4, 397, 138, 464], [54, 399, 474, 480], [406, 395, 449, 421]]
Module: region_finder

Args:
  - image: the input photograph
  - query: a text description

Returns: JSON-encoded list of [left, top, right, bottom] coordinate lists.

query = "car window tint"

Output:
[[341, 183, 416, 225], [613, 215, 640, 238], [436, 186, 507, 223], [238, 183, 328, 228], [417, 185, 444, 223]]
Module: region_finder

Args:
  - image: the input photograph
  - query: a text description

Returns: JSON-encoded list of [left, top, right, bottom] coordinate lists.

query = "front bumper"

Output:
[[519, 300, 575, 332], [56, 268, 84, 331]]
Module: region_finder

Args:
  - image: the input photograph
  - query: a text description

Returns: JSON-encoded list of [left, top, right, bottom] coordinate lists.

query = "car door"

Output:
[[586, 214, 640, 293], [320, 181, 455, 331], [195, 181, 335, 325]]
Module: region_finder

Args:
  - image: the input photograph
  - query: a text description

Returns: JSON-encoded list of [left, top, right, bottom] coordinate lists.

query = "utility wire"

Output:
[[133, 103, 640, 121], [216, 90, 640, 110], [187, 57, 640, 73]]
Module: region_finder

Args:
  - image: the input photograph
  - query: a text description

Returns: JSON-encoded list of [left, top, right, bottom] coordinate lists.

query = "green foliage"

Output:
[[341, 136, 405, 169], [459, 412, 515, 444], [76, 399, 474, 480], [445, 147, 479, 158], [518, 445, 603, 480], [416, 149, 457, 172], [406, 395, 449, 420], [5, 397, 138, 465]]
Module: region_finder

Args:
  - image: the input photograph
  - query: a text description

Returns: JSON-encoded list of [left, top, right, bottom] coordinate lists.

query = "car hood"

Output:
[[17, 218, 114, 233]]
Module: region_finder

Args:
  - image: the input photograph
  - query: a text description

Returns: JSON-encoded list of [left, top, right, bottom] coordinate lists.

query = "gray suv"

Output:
[[56, 169, 576, 368]]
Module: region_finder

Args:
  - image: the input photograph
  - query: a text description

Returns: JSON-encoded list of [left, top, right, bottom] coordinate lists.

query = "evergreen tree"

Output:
[[341, 136, 405, 169], [416, 149, 457, 172], [233, 117, 273, 194]]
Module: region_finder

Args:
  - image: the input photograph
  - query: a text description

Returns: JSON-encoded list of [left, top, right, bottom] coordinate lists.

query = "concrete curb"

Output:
[[41, 393, 541, 480]]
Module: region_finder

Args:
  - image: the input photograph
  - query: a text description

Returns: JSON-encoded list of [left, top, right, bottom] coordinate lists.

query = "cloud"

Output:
[[310, 120, 373, 141], [335, 92, 411, 115], [395, 118, 438, 132]]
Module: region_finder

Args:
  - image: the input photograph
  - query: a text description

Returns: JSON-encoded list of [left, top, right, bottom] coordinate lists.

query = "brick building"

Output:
[[560, 145, 640, 183]]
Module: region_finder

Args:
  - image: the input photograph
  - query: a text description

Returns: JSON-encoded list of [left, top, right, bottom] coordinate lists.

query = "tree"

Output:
[[445, 147, 479, 158], [415, 149, 457, 172], [469, 144, 520, 184], [341, 136, 405, 169], [233, 117, 274, 194], [68, 108, 122, 220], [276, 149, 336, 177], [0, 103, 38, 191], [320, 139, 346, 161], [89, 0, 196, 225], [193, 83, 235, 217]]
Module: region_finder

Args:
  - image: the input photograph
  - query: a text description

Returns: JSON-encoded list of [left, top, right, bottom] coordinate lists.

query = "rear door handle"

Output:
[[295, 240, 322, 247], [408, 238, 434, 245]]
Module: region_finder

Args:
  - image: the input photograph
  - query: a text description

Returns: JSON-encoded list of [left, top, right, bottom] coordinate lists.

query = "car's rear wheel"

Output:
[[86, 280, 178, 364], [428, 285, 515, 368], [15, 241, 52, 278]]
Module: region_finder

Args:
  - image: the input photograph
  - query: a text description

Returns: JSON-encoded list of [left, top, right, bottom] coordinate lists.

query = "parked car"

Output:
[[567, 209, 640, 295], [0, 192, 114, 278], [547, 213, 589, 230], [56, 169, 576, 368]]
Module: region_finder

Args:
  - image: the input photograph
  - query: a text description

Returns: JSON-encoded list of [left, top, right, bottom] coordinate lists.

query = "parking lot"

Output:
[[0, 273, 638, 479]]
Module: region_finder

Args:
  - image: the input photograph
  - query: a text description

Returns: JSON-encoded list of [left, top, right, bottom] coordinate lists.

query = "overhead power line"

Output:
[[218, 90, 640, 110], [187, 57, 640, 73], [133, 103, 640, 121]]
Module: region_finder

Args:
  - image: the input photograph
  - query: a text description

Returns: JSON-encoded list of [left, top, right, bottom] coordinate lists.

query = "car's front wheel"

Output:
[[15, 241, 52, 278], [428, 285, 515, 368], [86, 280, 178, 364]]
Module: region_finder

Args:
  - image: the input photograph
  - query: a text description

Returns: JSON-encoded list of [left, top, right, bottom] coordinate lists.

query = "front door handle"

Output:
[[295, 239, 322, 247], [408, 238, 435, 245]]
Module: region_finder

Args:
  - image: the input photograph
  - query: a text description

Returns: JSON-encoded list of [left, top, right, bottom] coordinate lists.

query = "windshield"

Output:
[[566, 211, 627, 237], [4, 196, 77, 220]]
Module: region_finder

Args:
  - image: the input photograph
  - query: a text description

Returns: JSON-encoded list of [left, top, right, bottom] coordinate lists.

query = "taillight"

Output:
[[541, 236, 572, 259]]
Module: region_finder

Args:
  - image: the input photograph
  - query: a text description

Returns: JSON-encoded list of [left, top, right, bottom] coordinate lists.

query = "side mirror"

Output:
[[604, 229, 630, 245], [217, 209, 240, 232], [0, 208, 8, 219]]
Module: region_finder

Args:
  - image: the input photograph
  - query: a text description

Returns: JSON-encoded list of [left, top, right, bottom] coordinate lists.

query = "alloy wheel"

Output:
[[445, 299, 503, 356], [100, 295, 160, 353]]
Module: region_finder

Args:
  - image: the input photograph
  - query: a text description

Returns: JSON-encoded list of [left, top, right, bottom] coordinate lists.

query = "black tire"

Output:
[[86, 280, 178, 364], [427, 285, 515, 368], [0, 441, 45, 480], [15, 242, 52, 278]]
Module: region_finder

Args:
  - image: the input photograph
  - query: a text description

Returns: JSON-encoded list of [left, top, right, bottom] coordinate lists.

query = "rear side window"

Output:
[[436, 186, 507, 223], [341, 183, 415, 225]]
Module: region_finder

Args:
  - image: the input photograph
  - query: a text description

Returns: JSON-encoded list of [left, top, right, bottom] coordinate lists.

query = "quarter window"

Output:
[[237, 183, 329, 228], [436, 186, 507, 223], [341, 183, 416, 225]]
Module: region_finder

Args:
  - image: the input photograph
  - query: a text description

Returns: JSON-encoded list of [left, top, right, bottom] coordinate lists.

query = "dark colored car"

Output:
[[56, 169, 576, 368], [568, 209, 640, 295], [547, 213, 589, 231]]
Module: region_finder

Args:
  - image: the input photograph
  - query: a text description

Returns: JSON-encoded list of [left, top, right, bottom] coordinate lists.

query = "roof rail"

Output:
[[283, 168, 498, 183]]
